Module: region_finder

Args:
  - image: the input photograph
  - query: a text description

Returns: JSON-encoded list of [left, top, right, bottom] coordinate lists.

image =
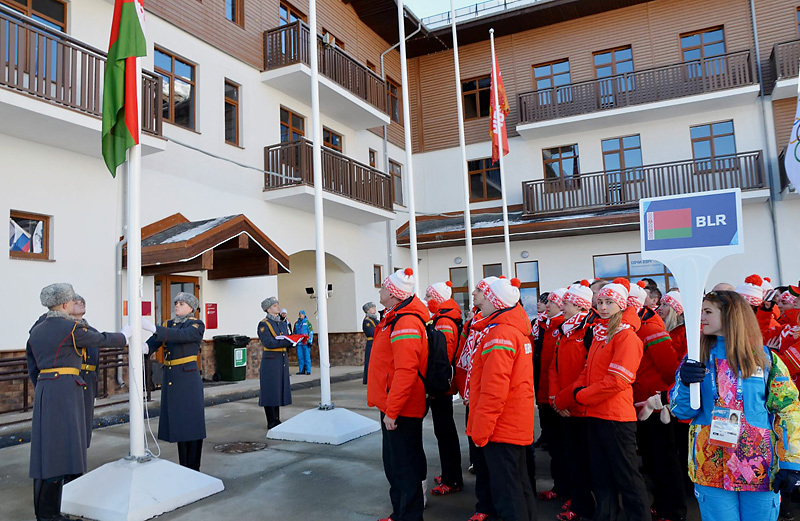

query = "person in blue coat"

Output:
[[258, 296, 294, 430], [145, 292, 206, 471], [293, 310, 314, 375]]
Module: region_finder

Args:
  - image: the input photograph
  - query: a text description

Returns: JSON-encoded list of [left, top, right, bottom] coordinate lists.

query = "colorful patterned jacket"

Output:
[[670, 337, 800, 491]]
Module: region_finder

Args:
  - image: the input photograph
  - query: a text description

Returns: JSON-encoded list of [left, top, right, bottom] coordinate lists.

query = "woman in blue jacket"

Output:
[[670, 290, 800, 521]]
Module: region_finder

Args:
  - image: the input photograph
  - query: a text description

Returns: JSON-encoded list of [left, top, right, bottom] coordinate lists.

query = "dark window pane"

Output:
[[33, 0, 65, 23], [280, 126, 289, 143], [478, 76, 491, 89], [225, 102, 237, 143], [450, 267, 468, 288], [484, 264, 503, 277], [225, 83, 238, 100], [462, 80, 476, 91], [292, 114, 304, 131], [468, 159, 481, 172], [470, 173, 484, 199], [280, 108, 289, 124], [464, 93, 478, 119], [478, 89, 491, 117], [485, 168, 501, 199], [393, 174, 404, 205]]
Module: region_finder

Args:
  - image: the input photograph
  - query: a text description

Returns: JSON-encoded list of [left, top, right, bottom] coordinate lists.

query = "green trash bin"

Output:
[[213, 335, 250, 381]]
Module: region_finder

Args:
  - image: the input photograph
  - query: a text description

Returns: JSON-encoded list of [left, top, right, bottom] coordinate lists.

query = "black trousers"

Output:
[[381, 414, 426, 521], [264, 406, 281, 429], [672, 420, 693, 493], [466, 405, 476, 467], [484, 442, 537, 521], [560, 416, 595, 518], [177, 439, 203, 471], [539, 403, 569, 495], [471, 438, 496, 516], [428, 394, 463, 487], [33, 477, 64, 520], [637, 415, 687, 520], [588, 418, 649, 521]]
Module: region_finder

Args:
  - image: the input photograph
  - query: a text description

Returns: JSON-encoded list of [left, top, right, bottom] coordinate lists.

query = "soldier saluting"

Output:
[[27, 283, 132, 521]]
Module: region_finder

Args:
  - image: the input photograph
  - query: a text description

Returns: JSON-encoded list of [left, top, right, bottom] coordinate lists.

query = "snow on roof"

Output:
[[143, 215, 239, 246]]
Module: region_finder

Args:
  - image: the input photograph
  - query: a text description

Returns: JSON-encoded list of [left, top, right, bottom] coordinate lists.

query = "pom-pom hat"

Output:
[[662, 291, 683, 315], [426, 281, 453, 304], [762, 276, 773, 296], [484, 277, 522, 309], [40, 283, 76, 308], [736, 274, 764, 307], [627, 281, 648, 311], [548, 288, 568, 309], [476, 276, 498, 293], [598, 278, 630, 310], [780, 291, 798, 307], [564, 280, 593, 310], [383, 268, 415, 300]]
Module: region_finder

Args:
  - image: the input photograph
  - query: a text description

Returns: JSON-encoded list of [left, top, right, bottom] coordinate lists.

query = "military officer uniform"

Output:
[[362, 314, 378, 385], [78, 320, 100, 448], [257, 302, 294, 429]]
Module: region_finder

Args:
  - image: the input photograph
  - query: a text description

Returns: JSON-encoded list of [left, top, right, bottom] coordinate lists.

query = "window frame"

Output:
[[592, 251, 675, 293], [532, 59, 572, 104], [224, 79, 240, 146], [225, 0, 244, 27], [1, 0, 67, 32], [462, 74, 491, 121], [483, 263, 503, 278], [279, 1, 306, 25], [690, 120, 736, 160], [449, 266, 471, 312], [369, 148, 377, 168], [515, 261, 540, 318], [592, 45, 634, 79], [154, 46, 197, 130], [387, 78, 401, 124], [373, 265, 383, 288], [280, 106, 305, 142], [389, 159, 404, 206], [322, 127, 343, 152], [542, 144, 580, 191], [680, 26, 726, 61], [468, 157, 502, 202], [9, 210, 50, 261]]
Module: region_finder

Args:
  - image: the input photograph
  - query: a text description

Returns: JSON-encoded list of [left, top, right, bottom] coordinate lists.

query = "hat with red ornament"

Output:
[[564, 280, 593, 310], [598, 277, 631, 310], [383, 268, 415, 300], [485, 277, 522, 309], [426, 281, 453, 304], [736, 274, 764, 307]]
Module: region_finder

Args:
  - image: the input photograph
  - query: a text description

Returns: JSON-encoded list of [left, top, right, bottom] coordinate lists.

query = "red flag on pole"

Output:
[[490, 52, 509, 164]]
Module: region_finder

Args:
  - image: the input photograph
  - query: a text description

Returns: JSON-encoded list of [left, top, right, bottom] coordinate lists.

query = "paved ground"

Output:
[[0, 366, 777, 521]]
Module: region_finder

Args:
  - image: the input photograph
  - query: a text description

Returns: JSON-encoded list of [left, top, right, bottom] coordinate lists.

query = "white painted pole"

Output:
[[127, 59, 145, 458], [397, 0, 419, 293], [308, 0, 332, 407], [490, 29, 512, 277], [451, 0, 475, 295]]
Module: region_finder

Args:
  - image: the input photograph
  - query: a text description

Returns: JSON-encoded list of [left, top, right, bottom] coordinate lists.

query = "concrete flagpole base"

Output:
[[61, 457, 224, 521], [266, 407, 379, 445]]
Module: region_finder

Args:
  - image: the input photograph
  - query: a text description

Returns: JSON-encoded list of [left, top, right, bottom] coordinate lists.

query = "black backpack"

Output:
[[390, 313, 453, 395]]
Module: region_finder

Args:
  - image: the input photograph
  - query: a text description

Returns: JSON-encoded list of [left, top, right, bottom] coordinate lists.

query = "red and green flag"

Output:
[[102, 0, 147, 177], [646, 208, 693, 240]]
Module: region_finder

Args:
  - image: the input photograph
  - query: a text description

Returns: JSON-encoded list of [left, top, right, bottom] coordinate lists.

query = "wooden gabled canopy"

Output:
[[122, 214, 290, 279]]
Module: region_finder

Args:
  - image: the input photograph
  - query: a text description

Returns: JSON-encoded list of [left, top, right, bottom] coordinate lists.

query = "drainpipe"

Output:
[[380, 19, 421, 276], [749, 0, 785, 283]]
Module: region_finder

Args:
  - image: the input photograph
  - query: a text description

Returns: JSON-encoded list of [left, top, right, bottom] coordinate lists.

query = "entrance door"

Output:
[[154, 274, 200, 324]]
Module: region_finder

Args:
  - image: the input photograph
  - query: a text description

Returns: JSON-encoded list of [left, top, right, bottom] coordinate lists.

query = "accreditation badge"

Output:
[[709, 407, 741, 448]]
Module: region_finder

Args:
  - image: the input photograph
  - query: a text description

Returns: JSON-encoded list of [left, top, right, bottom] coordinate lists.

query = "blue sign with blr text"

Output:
[[641, 190, 740, 252]]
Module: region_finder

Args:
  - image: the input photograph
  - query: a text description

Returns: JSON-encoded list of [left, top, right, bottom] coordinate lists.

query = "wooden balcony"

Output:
[[769, 39, 800, 100], [522, 151, 765, 217], [0, 6, 162, 137], [518, 51, 754, 126], [261, 21, 390, 129], [263, 138, 394, 222]]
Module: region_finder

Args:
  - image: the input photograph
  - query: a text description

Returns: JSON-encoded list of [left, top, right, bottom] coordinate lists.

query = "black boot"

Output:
[[37, 479, 65, 520], [265, 406, 281, 429], [33, 479, 43, 519]]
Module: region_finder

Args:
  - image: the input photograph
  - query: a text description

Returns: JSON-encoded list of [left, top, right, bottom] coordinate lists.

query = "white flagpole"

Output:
[[308, 0, 332, 407], [490, 29, 512, 277], [397, 0, 419, 293], [127, 58, 145, 458], [451, 1, 475, 295]]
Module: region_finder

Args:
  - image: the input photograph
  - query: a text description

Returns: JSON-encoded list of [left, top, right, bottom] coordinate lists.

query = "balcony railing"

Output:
[[522, 151, 765, 217], [0, 6, 162, 136], [518, 51, 754, 124], [770, 39, 800, 83], [263, 21, 387, 113], [264, 137, 393, 211]]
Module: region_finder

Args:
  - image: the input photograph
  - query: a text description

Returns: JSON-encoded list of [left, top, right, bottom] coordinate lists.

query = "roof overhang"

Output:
[[122, 214, 290, 279], [342, 0, 427, 46]]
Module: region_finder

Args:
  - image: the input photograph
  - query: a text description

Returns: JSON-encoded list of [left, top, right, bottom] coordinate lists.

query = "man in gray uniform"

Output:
[[71, 295, 101, 448], [27, 283, 130, 521], [258, 296, 294, 430]]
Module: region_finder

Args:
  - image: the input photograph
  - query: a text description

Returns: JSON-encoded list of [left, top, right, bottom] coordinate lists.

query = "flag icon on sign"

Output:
[[647, 208, 692, 240]]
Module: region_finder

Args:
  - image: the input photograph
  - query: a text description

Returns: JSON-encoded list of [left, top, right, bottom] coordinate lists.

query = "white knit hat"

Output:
[[598, 278, 630, 310], [662, 290, 684, 315], [548, 287, 568, 309], [780, 290, 798, 307], [564, 280, 593, 310], [761, 277, 773, 296], [484, 277, 521, 309], [736, 274, 764, 307], [426, 281, 453, 304], [383, 268, 415, 300], [627, 281, 648, 311], [476, 276, 498, 293]]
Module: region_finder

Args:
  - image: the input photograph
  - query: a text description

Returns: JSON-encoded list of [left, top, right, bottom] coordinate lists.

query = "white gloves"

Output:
[[635, 393, 671, 424], [120, 324, 133, 340], [141, 317, 157, 334], [141, 342, 150, 356]]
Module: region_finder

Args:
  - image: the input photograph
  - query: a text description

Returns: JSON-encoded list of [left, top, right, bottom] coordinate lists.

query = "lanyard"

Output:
[[709, 354, 743, 404]]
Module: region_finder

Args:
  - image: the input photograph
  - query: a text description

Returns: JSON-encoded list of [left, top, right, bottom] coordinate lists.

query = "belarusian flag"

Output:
[[102, 0, 147, 177]]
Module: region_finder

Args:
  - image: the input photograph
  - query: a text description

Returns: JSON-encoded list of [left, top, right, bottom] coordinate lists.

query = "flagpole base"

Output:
[[61, 457, 224, 521], [266, 407, 379, 445]]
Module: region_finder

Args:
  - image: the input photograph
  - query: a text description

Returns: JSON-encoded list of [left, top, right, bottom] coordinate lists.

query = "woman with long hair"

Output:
[[670, 290, 800, 521]]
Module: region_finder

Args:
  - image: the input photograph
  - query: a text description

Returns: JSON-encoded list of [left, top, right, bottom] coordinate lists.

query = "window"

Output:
[[224, 80, 239, 146], [691, 120, 736, 170], [462, 75, 491, 120], [389, 159, 403, 206], [154, 275, 200, 324], [279, 2, 305, 25], [681, 27, 726, 61], [373, 265, 383, 288], [797, 8, 800, 37], [533, 59, 571, 104], [1, 0, 66, 31], [594, 46, 634, 107], [369, 149, 377, 168], [387, 78, 401, 123], [515, 261, 540, 319], [323, 127, 343, 152], [593, 252, 674, 294], [602, 135, 643, 204], [449, 267, 470, 312], [543, 145, 580, 182], [280, 107, 305, 142], [9, 210, 49, 260], [483, 263, 503, 278], [154, 47, 196, 130], [225, 0, 243, 26], [468, 158, 501, 202]]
